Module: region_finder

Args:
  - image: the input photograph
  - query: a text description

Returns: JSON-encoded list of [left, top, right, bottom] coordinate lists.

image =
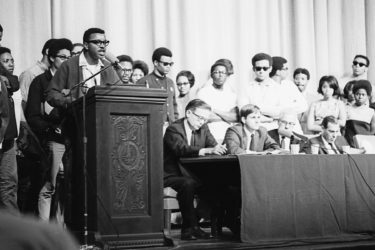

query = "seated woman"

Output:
[[342, 80, 356, 106], [307, 75, 346, 133], [344, 80, 375, 147], [224, 104, 279, 154]]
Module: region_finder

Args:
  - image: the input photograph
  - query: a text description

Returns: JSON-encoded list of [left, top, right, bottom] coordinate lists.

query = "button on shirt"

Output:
[[79, 53, 103, 89]]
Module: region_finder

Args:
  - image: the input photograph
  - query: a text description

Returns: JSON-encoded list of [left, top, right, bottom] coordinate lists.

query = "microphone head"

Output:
[[105, 51, 121, 68]]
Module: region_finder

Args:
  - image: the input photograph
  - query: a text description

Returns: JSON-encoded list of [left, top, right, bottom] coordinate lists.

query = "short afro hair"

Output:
[[152, 47, 172, 62]]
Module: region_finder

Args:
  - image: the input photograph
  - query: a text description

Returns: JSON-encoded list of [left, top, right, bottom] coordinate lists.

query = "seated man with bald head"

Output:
[[268, 112, 302, 150]]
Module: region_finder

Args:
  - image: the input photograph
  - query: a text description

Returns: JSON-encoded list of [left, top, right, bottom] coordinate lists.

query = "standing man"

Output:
[[47, 27, 119, 107], [0, 47, 22, 213], [116, 54, 133, 84], [19, 39, 56, 106], [137, 47, 178, 126], [164, 99, 226, 240], [197, 61, 238, 142], [26, 38, 73, 221], [340, 55, 370, 90], [46, 28, 119, 227], [238, 53, 283, 131]]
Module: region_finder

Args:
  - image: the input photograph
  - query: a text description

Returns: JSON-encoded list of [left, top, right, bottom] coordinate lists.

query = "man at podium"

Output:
[[46, 27, 119, 107], [45, 27, 119, 229]]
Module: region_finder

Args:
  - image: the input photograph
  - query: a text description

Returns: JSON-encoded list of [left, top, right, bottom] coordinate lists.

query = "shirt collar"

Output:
[[321, 135, 334, 148], [184, 118, 193, 133], [244, 126, 255, 138], [79, 52, 104, 67], [37, 61, 49, 71]]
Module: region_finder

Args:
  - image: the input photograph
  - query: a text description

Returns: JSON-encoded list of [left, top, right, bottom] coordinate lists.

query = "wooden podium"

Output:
[[67, 86, 167, 248]]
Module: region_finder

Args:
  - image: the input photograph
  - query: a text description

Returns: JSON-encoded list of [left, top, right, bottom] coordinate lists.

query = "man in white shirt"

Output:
[[238, 53, 283, 131], [339, 55, 369, 91], [197, 61, 238, 142], [19, 39, 56, 107]]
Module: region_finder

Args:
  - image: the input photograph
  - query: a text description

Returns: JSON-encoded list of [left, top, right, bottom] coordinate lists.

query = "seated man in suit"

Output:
[[224, 104, 280, 154], [164, 99, 227, 240], [302, 115, 364, 154], [268, 112, 301, 150]]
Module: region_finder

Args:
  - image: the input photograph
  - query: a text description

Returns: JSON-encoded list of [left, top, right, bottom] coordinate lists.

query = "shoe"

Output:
[[181, 228, 197, 240], [192, 226, 210, 239]]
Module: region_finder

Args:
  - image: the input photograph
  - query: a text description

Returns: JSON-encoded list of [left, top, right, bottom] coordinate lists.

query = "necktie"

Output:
[[191, 131, 196, 146], [281, 136, 286, 150], [329, 142, 339, 154], [249, 134, 256, 151]]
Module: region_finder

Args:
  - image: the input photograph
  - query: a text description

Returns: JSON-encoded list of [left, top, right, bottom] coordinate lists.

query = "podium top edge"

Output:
[[86, 85, 169, 98]]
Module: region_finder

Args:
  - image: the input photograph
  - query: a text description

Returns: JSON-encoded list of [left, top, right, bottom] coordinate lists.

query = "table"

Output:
[[181, 154, 375, 246]]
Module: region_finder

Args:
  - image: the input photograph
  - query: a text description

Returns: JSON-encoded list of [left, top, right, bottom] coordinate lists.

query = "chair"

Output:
[[163, 187, 179, 235], [353, 135, 375, 154]]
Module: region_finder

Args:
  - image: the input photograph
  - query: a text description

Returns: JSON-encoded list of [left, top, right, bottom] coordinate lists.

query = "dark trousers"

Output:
[[17, 155, 45, 215], [164, 176, 199, 229], [0, 140, 18, 213]]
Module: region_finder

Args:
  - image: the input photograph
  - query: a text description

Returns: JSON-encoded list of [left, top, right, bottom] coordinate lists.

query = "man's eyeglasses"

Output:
[[55, 55, 71, 60], [122, 69, 133, 73], [255, 66, 270, 72], [71, 52, 81, 57], [191, 112, 207, 123], [353, 61, 367, 67], [279, 120, 296, 126], [158, 61, 174, 67], [176, 82, 190, 87], [212, 71, 227, 75], [88, 40, 110, 47]]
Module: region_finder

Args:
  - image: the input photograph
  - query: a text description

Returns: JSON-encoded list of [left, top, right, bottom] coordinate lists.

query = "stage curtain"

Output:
[[1, 0, 374, 96]]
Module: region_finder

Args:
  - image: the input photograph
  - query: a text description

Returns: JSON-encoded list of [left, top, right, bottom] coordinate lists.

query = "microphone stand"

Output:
[[71, 63, 114, 250]]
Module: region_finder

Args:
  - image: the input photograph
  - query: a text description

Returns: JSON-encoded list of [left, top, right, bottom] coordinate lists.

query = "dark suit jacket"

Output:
[[164, 118, 217, 179], [137, 72, 178, 123], [26, 70, 64, 143], [301, 135, 349, 154], [224, 124, 280, 154], [268, 129, 301, 147], [0, 78, 9, 143], [46, 55, 120, 108]]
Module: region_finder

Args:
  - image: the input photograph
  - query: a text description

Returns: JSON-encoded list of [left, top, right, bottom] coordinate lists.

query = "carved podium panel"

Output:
[[69, 86, 167, 248]]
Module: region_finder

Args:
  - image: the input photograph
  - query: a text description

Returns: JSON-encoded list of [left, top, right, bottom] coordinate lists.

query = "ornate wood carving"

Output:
[[111, 115, 148, 215]]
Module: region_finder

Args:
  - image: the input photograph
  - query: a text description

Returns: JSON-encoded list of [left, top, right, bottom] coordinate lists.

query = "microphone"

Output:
[[104, 51, 125, 86], [105, 51, 123, 70]]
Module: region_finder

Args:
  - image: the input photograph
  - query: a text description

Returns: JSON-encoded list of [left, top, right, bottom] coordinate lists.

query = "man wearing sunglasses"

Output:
[[47, 27, 119, 107], [339, 55, 370, 91], [238, 53, 285, 131], [137, 47, 178, 126]]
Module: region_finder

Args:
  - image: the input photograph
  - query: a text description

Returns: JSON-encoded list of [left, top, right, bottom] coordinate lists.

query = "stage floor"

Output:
[[142, 225, 375, 250]]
